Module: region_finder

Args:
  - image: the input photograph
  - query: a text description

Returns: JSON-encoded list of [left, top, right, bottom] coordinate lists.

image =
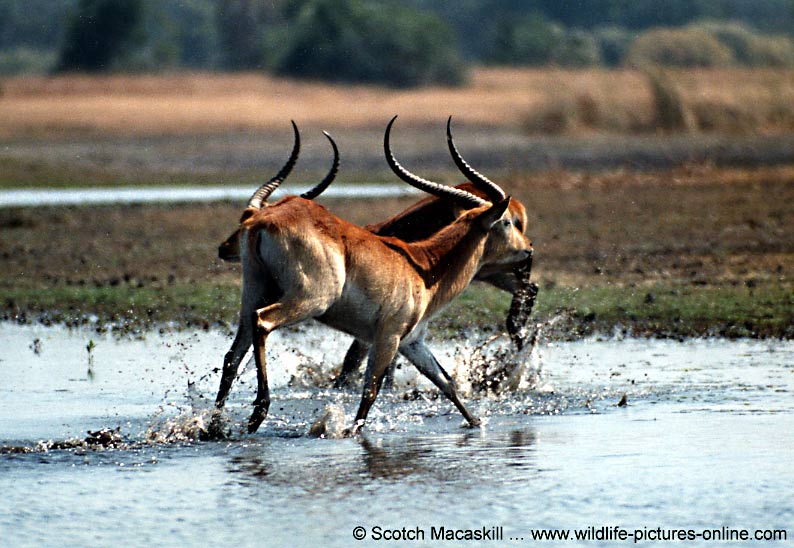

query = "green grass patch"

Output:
[[552, 283, 793, 338], [433, 282, 794, 339], [2, 283, 240, 334], [3, 280, 792, 339]]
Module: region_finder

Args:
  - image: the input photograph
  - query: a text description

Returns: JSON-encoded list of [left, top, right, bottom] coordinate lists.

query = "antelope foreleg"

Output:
[[506, 254, 538, 350], [214, 323, 252, 410]]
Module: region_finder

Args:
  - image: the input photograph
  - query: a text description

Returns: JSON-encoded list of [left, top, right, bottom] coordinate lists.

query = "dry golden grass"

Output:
[[2, 67, 793, 138], [1, 69, 542, 136]]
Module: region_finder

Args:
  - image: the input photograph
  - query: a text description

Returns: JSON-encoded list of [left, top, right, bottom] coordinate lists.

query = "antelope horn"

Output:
[[248, 120, 301, 209], [384, 115, 486, 209], [300, 131, 340, 200], [446, 116, 506, 203]]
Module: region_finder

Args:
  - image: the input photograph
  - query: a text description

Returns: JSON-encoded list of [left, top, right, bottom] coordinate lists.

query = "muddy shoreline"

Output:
[[2, 161, 791, 340]]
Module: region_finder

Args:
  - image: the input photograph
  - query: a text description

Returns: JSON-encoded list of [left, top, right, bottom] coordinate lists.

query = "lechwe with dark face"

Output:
[[333, 117, 537, 388], [210, 118, 532, 437]]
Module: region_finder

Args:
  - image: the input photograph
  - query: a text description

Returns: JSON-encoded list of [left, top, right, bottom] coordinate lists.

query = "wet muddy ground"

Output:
[[3, 162, 792, 338]]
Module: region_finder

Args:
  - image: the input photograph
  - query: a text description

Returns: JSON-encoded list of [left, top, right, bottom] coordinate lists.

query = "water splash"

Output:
[[0, 428, 124, 454], [287, 353, 339, 389], [308, 404, 349, 438], [454, 313, 572, 397], [144, 411, 210, 444]]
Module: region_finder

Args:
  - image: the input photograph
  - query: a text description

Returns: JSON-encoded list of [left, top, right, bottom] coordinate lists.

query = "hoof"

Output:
[[202, 420, 228, 441], [528, 282, 539, 296], [202, 409, 229, 440], [332, 373, 358, 391], [199, 426, 223, 441], [331, 377, 349, 390], [247, 406, 268, 434], [342, 420, 365, 438]]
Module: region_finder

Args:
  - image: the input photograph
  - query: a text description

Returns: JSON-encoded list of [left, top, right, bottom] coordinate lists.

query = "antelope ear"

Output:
[[479, 196, 511, 229], [239, 208, 257, 223]]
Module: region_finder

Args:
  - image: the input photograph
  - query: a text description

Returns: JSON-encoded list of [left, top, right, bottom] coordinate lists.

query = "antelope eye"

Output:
[[502, 218, 512, 227]]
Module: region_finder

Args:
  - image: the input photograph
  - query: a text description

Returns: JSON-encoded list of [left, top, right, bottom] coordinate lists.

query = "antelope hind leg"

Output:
[[248, 312, 272, 434], [400, 339, 481, 427], [334, 339, 399, 391], [248, 299, 332, 433], [207, 316, 254, 439], [333, 339, 369, 389]]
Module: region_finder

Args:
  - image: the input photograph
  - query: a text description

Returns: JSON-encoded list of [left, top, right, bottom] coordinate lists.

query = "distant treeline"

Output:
[[2, 0, 794, 86]]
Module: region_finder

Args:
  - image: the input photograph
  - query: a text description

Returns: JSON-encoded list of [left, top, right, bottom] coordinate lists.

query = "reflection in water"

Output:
[[357, 436, 434, 480], [222, 427, 538, 494], [227, 453, 273, 481], [506, 429, 537, 469]]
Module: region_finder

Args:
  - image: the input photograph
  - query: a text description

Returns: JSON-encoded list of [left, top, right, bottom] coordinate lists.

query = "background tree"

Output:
[[273, 0, 466, 87], [215, 0, 268, 69], [0, 0, 72, 51], [171, 0, 220, 68], [552, 30, 602, 66], [487, 14, 561, 65], [593, 27, 633, 67], [137, 0, 220, 70], [3, 0, 794, 77], [56, 0, 145, 72]]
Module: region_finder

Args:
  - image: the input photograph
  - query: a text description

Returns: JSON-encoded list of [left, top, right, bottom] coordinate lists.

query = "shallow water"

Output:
[[0, 184, 420, 208], [1, 323, 792, 547]]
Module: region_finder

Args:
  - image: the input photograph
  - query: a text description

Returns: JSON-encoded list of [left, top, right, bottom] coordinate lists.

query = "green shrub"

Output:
[[0, 47, 56, 74], [626, 27, 734, 67], [552, 30, 602, 66], [486, 13, 563, 66], [593, 27, 634, 67], [700, 21, 794, 67], [704, 22, 764, 63], [487, 15, 601, 67], [273, 0, 466, 87]]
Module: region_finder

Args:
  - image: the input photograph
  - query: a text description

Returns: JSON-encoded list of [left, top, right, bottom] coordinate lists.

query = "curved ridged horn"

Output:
[[248, 120, 300, 209], [384, 115, 486, 209], [446, 116, 506, 203], [300, 131, 340, 200]]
